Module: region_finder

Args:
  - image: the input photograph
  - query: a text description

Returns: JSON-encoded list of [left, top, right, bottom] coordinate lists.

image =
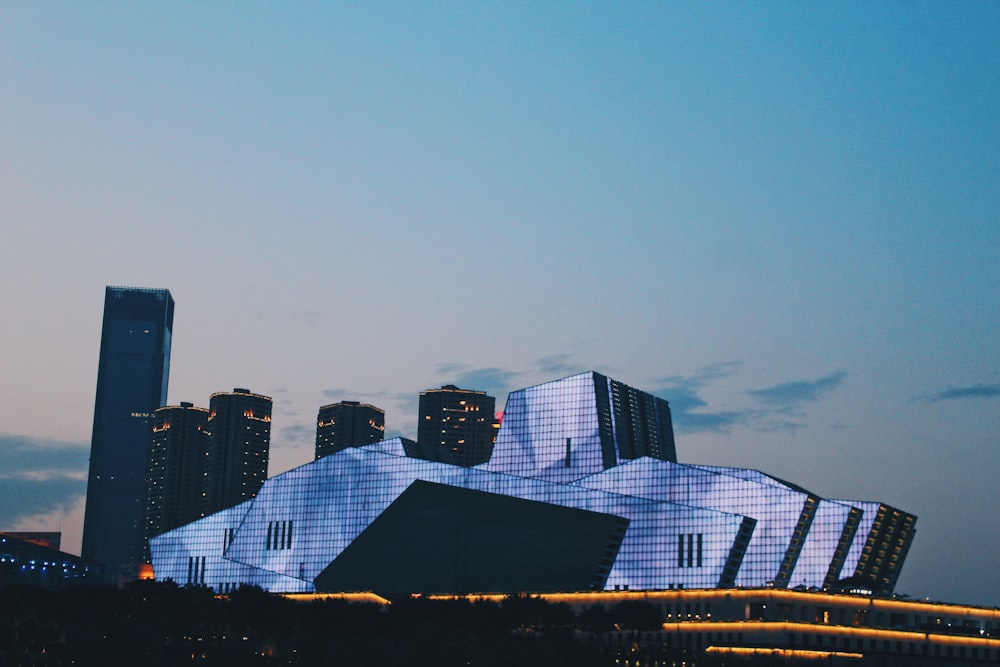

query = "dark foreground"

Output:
[[2, 581, 765, 667]]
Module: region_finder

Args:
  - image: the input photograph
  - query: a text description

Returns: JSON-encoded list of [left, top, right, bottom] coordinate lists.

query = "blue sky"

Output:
[[1, 2, 997, 605]]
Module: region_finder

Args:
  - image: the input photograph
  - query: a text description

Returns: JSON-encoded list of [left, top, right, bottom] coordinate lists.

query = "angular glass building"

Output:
[[487, 371, 676, 481], [151, 372, 915, 597], [83, 286, 173, 580]]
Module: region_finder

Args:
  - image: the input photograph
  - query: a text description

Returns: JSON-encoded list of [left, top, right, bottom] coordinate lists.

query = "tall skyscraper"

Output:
[[202, 388, 272, 516], [315, 401, 385, 460], [417, 385, 496, 467], [145, 403, 209, 550], [83, 286, 174, 579]]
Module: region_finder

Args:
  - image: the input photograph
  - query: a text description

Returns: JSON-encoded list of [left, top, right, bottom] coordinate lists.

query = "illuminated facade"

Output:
[[151, 372, 915, 598], [417, 385, 496, 467], [315, 401, 385, 460], [83, 286, 173, 580], [202, 389, 272, 516], [487, 372, 676, 481]]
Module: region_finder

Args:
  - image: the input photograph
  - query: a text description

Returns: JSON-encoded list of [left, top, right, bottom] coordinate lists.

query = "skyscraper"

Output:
[[83, 286, 174, 579], [145, 403, 209, 549], [315, 401, 385, 460], [202, 388, 272, 516], [417, 385, 496, 467]]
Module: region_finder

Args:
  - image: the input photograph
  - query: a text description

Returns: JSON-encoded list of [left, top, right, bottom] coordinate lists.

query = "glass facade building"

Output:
[[83, 286, 173, 580], [487, 372, 676, 482], [151, 372, 915, 597]]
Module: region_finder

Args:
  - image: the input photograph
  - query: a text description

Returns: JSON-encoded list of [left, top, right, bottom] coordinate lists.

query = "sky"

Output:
[[1, 2, 997, 606]]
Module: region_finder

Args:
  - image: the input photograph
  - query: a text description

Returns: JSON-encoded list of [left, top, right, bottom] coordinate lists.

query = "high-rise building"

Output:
[[202, 388, 272, 516], [83, 286, 174, 579], [145, 403, 210, 549], [315, 401, 385, 460], [417, 385, 496, 467]]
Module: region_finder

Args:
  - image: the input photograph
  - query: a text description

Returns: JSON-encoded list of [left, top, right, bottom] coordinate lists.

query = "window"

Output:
[[265, 520, 293, 550], [676, 533, 703, 568]]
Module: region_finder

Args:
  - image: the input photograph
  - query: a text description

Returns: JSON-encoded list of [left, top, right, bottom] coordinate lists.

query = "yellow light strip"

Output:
[[283, 592, 391, 605], [706, 646, 863, 661], [445, 589, 1000, 622], [659, 621, 1000, 648]]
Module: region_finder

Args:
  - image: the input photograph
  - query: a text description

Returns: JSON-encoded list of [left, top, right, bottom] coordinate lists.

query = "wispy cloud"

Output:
[[320, 387, 352, 402], [654, 362, 747, 434], [389, 391, 421, 417], [0, 434, 89, 477], [924, 383, 1000, 402], [746, 372, 847, 407], [535, 354, 580, 377], [434, 364, 520, 398], [279, 423, 314, 446], [677, 409, 748, 433], [0, 477, 87, 527], [322, 364, 849, 441], [653, 366, 847, 434], [0, 434, 89, 527]]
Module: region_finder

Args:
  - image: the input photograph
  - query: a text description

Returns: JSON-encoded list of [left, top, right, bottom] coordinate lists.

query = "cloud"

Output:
[[535, 354, 580, 377], [321, 387, 351, 402], [653, 363, 748, 434], [924, 383, 1000, 402], [746, 372, 847, 407], [653, 363, 737, 393], [385, 391, 421, 417], [434, 364, 520, 399], [434, 362, 466, 378], [0, 477, 87, 527], [279, 423, 314, 446], [692, 361, 743, 383], [0, 434, 89, 477], [0, 434, 89, 527], [653, 366, 846, 434], [677, 410, 748, 433]]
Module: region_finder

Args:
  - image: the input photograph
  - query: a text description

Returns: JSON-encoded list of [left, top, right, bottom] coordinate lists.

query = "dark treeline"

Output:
[[0, 581, 694, 667]]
